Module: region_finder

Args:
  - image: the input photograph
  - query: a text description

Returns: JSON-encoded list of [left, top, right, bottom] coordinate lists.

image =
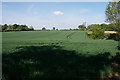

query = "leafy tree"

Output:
[[91, 24, 105, 39], [108, 23, 117, 31], [88, 24, 97, 31], [105, 1, 120, 49], [7, 25, 13, 30], [53, 27, 55, 30], [69, 28, 72, 31], [100, 24, 108, 30], [105, 1, 120, 25], [29, 26, 34, 31], [20, 25, 28, 31], [2, 24, 8, 31], [78, 25, 85, 31], [13, 24, 19, 29], [42, 27, 46, 31]]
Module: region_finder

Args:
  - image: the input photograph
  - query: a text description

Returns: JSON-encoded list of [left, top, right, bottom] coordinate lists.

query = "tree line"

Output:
[[1, 24, 34, 32], [78, 23, 118, 31]]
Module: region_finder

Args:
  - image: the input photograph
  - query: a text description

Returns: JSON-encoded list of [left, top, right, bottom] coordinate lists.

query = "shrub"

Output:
[[87, 24, 105, 39]]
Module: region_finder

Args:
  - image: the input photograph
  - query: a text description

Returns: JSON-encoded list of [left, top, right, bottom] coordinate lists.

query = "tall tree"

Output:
[[105, 0, 120, 52], [105, 1, 120, 25]]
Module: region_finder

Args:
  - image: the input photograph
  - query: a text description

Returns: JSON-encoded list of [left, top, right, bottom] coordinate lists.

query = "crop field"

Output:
[[2, 31, 118, 55], [2, 31, 119, 79]]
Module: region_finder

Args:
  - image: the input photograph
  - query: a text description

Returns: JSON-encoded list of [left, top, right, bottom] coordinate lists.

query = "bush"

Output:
[[87, 24, 105, 39], [104, 33, 110, 39]]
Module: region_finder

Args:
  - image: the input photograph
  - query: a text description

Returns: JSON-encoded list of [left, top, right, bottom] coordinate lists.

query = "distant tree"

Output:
[[73, 29, 79, 31], [29, 26, 34, 31], [18, 25, 23, 31], [42, 27, 46, 31], [78, 25, 85, 31], [7, 25, 13, 30], [21, 25, 29, 31], [69, 28, 72, 31], [100, 23, 108, 29], [88, 24, 96, 31], [2, 24, 34, 32], [13, 24, 19, 29], [53, 27, 55, 30], [2, 24, 8, 31]]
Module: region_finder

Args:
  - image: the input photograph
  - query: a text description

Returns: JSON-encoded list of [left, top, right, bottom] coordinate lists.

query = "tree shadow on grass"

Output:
[[2, 45, 112, 80]]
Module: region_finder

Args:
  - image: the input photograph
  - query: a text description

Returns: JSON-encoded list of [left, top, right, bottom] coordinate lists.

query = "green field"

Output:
[[3, 31, 118, 55], [2, 31, 118, 79]]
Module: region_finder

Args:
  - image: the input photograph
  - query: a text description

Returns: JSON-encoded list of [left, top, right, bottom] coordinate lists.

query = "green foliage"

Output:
[[87, 23, 119, 39], [2, 24, 8, 31], [29, 26, 34, 31], [78, 25, 86, 31], [88, 23, 117, 31], [87, 24, 105, 39], [53, 27, 55, 30], [105, 1, 120, 50], [105, 1, 120, 25], [42, 27, 46, 30], [107, 23, 117, 31], [2, 24, 34, 32]]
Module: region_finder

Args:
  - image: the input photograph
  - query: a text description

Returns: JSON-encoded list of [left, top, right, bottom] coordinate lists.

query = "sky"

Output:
[[2, 0, 114, 2], [2, 2, 109, 29]]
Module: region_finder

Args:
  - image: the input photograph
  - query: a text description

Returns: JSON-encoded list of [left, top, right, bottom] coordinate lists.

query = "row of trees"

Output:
[[1, 24, 34, 32], [41, 23, 118, 32], [41, 27, 58, 31], [87, 23, 118, 31], [78, 23, 118, 31]]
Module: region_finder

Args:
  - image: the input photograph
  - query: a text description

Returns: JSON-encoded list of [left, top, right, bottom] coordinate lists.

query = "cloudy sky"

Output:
[[2, 2, 109, 29]]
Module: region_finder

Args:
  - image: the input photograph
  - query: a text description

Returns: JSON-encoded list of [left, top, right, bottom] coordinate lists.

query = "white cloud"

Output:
[[80, 9, 88, 13], [53, 11, 64, 15]]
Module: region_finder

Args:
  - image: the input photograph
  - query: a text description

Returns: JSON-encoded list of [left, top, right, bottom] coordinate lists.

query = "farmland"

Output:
[[2, 31, 118, 79], [2, 31, 118, 55]]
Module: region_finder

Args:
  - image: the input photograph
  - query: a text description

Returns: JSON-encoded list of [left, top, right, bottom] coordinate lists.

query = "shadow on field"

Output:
[[2, 45, 112, 80]]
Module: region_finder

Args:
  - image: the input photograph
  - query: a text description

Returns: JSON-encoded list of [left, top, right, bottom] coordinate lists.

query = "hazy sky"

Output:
[[2, 2, 109, 29]]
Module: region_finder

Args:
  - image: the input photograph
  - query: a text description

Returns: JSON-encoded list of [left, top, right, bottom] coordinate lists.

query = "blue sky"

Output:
[[2, 2, 109, 29]]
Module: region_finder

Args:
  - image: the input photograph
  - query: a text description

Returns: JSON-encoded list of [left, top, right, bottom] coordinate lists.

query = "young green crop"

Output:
[[2, 31, 119, 79], [2, 31, 118, 55]]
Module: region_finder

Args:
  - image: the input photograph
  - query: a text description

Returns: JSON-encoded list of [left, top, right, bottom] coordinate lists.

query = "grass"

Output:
[[2, 31, 118, 55], [2, 31, 119, 79]]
